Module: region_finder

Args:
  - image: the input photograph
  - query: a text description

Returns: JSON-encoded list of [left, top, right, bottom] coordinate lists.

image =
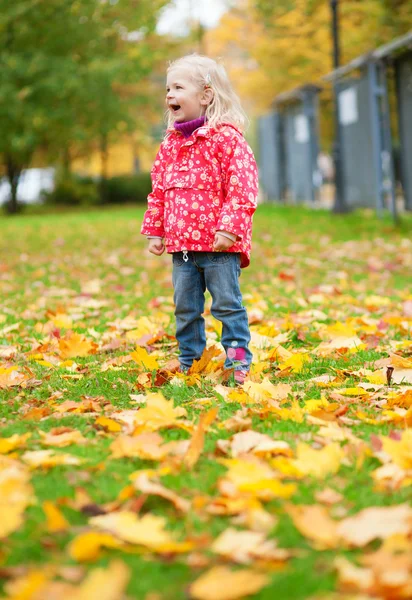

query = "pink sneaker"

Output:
[[234, 370, 248, 385]]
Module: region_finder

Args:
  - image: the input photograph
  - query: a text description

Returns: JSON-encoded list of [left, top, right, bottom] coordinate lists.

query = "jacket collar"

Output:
[[167, 122, 242, 143]]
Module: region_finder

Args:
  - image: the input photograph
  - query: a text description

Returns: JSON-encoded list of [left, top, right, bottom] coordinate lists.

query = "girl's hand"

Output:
[[148, 238, 165, 255], [213, 232, 235, 252]]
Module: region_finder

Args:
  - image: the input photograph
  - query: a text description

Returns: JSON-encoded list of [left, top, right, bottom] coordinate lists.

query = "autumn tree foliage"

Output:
[[0, 0, 168, 213], [205, 0, 412, 115]]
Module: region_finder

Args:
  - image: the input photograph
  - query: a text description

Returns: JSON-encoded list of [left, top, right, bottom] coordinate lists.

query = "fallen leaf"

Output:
[[43, 500, 70, 532], [285, 504, 339, 549], [337, 504, 412, 547], [131, 472, 190, 513], [189, 565, 270, 600], [184, 408, 218, 469]]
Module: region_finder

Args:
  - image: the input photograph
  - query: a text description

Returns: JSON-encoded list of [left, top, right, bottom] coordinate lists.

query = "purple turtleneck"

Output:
[[174, 116, 205, 138]]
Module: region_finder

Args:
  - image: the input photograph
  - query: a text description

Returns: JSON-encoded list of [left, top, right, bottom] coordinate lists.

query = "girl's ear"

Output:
[[200, 87, 214, 106]]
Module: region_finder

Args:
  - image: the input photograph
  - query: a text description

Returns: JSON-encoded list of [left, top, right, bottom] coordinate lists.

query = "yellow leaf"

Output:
[[271, 400, 305, 423], [221, 457, 296, 500], [110, 432, 168, 460], [314, 336, 366, 357], [132, 472, 191, 513], [3, 570, 50, 599], [68, 531, 124, 562], [304, 397, 330, 413], [211, 527, 289, 564], [89, 511, 189, 553], [0, 433, 31, 454], [132, 392, 187, 433], [278, 352, 311, 373], [39, 428, 87, 447], [285, 504, 339, 549], [266, 345, 293, 362], [43, 500, 69, 532], [337, 504, 412, 547], [58, 332, 97, 359], [293, 442, 344, 478], [381, 430, 412, 470], [0, 457, 34, 538], [189, 565, 270, 600], [0, 367, 28, 389], [390, 353, 412, 369], [188, 345, 222, 374], [243, 378, 291, 402], [339, 387, 369, 397], [21, 450, 83, 469], [129, 347, 159, 370], [69, 560, 130, 600], [325, 322, 357, 337], [366, 371, 387, 385], [95, 416, 122, 433]]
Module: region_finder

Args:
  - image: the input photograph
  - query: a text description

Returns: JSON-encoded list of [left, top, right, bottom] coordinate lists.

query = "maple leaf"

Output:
[[243, 379, 291, 403], [285, 504, 339, 550], [380, 429, 412, 469], [68, 560, 130, 600], [220, 457, 296, 500], [189, 565, 269, 600], [0, 367, 28, 389], [68, 532, 124, 562], [337, 504, 412, 547], [39, 428, 87, 447], [292, 442, 344, 478], [278, 352, 311, 373], [58, 332, 97, 359], [131, 472, 191, 513], [110, 432, 168, 460], [89, 511, 192, 553], [0, 457, 34, 538], [132, 392, 187, 433], [188, 345, 222, 374], [129, 346, 159, 370], [42, 500, 69, 532], [211, 527, 290, 564], [0, 433, 31, 454], [21, 450, 83, 468]]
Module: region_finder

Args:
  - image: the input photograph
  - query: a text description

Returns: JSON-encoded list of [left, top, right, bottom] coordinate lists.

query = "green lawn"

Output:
[[0, 205, 411, 599]]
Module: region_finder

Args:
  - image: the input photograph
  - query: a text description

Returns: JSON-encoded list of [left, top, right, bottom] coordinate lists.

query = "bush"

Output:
[[42, 172, 152, 206], [102, 173, 152, 204], [42, 175, 99, 206]]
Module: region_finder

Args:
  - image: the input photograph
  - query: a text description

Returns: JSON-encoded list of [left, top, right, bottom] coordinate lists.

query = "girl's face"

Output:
[[166, 68, 206, 123]]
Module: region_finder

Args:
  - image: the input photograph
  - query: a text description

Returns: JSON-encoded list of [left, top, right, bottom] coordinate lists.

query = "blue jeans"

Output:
[[172, 251, 252, 371]]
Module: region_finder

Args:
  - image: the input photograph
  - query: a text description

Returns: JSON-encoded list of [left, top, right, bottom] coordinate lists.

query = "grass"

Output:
[[0, 204, 411, 599]]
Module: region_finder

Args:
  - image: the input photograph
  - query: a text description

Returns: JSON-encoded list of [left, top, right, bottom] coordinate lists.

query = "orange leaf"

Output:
[[58, 332, 97, 359], [184, 408, 218, 469], [189, 565, 269, 600]]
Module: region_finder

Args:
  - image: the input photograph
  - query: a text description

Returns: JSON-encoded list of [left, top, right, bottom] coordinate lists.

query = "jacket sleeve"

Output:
[[140, 144, 166, 238], [216, 132, 258, 240]]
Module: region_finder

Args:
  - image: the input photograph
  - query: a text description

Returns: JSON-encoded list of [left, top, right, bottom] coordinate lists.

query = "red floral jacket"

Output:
[[141, 123, 258, 268]]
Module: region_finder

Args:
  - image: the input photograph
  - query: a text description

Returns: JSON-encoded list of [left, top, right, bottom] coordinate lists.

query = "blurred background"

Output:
[[0, 0, 411, 216]]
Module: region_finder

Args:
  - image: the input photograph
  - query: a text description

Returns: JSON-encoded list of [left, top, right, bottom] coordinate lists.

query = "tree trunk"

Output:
[[5, 155, 21, 214], [62, 147, 72, 179]]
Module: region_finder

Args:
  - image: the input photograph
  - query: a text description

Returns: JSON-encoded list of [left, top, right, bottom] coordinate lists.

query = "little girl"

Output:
[[141, 54, 258, 384]]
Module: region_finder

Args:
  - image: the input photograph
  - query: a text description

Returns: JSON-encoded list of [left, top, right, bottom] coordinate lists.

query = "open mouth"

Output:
[[170, 104, 181, 112]]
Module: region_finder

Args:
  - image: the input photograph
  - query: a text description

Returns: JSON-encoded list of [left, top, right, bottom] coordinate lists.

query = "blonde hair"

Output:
[[165, 54, 248, 131]]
